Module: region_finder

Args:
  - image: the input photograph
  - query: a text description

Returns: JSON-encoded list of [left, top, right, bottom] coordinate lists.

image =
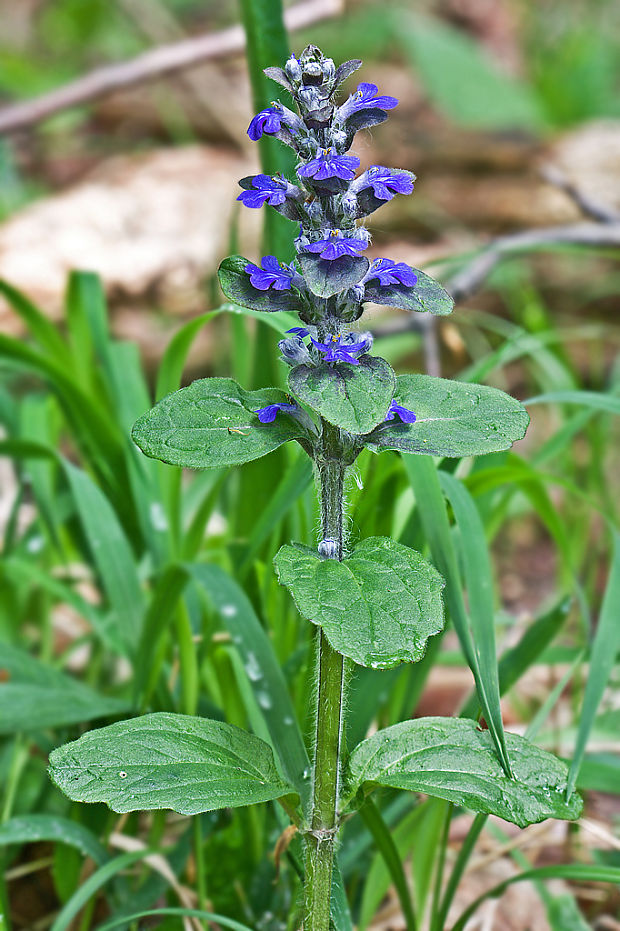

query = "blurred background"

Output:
[[1, 1, 620, 929]]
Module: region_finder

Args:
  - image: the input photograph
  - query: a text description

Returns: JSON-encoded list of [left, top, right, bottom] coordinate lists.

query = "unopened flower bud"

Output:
[[322, 59, 336, 83], [278, 337, 312, 366], [285, 55, 302, 82], [318, 539, 339, 559], [302, 60, 323, 85]]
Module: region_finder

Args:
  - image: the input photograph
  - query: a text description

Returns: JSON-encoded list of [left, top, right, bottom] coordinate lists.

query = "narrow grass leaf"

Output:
[[439, 472, 509, 770], [0, 643, 129, 734], [97, 908, 255, 931], [189, 564, 311, 804], [404, 456, 511, 774], [359, 799, 417, 931], [567, 530, 620, 797], [0, 814, 108, 865], [526, 390, 620, 415]]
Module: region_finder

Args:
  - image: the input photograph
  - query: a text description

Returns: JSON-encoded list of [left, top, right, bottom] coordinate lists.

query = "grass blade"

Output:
[[566, 530, 620, 797], [404, 456, 511, 775], [360, 799, 417, 931]]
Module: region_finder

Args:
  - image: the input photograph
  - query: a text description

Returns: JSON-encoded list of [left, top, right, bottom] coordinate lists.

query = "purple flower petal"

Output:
[[385, 400, 417, 424]]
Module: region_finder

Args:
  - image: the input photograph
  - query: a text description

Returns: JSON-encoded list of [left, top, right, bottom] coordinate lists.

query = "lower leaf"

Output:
[[49, 712, 297, 815], [344, 717, 582, 828]]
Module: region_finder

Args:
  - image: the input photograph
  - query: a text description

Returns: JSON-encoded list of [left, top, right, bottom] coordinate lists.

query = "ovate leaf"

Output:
[[132, 378, 311, 470], [274, 537, 444, 668], [289, 356, 395, 434], [0, 644, 129, 735], [218, 256, 305, 314], [345, 717, 582, 828], [49, 712, 295, 815], [366, 374, 529, 457], [363, 267, 453, 315], [299, 253, 369, 298]]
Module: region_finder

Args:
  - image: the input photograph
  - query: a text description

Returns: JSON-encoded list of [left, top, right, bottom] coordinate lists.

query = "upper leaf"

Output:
[[344, 717, 582, 827], [274, 537, 444, 668], [218, 255, 304, 314], [49, 712, 295, 815], [363, 267, 453, 315], [299, 253, 369, 299], [132, 378, 311, 469], [289, 356, 394, 434], [365, 374, 529, 457]]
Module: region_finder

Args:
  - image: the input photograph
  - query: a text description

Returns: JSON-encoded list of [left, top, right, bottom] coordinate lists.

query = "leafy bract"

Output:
[[49, 712, 295, 815], [289, 356, 394, 434], [274, 537, 444, 668], [218, 255, 304, 314], [132, 378, 311, 470], [363, 267, 453, 315], [0, 643, 129, 735], [366, 374, 529, 457], [344, 717, 582, 828], [299, 253, 369, 298]]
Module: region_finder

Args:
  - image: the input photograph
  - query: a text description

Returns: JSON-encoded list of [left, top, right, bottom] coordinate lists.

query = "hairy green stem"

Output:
[[303, 421, 347, 930]]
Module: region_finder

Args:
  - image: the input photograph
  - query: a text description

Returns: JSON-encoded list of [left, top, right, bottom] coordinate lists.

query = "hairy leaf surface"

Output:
[[299, 253, 369, 298], [366, 374, 529, 456], [132, 378, 310, 469], [275, 537, 444, 668], [289, 356, 394, 434], [345, 717, 582, 827], [49, 712, 294, 815]]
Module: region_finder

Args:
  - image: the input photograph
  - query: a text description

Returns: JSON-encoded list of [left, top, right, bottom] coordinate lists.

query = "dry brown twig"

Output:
[[0, 0, 342, 135]]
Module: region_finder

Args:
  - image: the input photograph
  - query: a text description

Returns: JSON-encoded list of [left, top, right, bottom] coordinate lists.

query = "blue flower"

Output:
[[305, 231, 368, 261], [298, 147, 360, 181], [254, 401, 299, 423], [365, 259, 418, 287], [311, 334, 371, 365], [245, 256, 295, 291], [247, 103, 301, 141], [237, 175, 290, 208], [385, 400, 417, 424], [286, 327, 311, 337], [355, 166, 414, 200], [338, 82, 399, 121]]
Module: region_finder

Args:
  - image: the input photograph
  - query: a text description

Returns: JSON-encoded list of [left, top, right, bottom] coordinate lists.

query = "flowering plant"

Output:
[[48, 45, 582, 931]]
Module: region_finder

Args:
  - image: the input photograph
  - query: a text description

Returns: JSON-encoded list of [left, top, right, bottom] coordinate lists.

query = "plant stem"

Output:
[[303, 421, 347, 930]]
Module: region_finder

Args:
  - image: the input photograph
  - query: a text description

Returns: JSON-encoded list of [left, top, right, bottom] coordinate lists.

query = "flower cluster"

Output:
[[236, 44, 421, 433]]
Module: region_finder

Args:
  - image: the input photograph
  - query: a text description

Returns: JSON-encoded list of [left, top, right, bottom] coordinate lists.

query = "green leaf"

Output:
[[218, 256, 304, 314], [345, 717, 582, 828], [132, 378, 312, 470], [299, 253, 369, 298], [49, 712, 295, 815], [0, 643, 129, 735], [363, 267, 453, 315], [366, 374, 529, 457], [397, 12, 545, 130], [289, 356, 395, 435], [189, 564, 311, 805], [0, 814, 108, 865], [274, 536, 444, 669], [97, 908, 255, 931], [567, 530, 620, 797]]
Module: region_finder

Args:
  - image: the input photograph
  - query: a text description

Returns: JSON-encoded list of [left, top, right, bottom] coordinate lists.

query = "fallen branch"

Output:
[[0, 0, 341, 135]]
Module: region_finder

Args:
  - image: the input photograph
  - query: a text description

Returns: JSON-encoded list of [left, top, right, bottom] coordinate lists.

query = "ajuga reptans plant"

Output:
[[49, 45, 582, 931]]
